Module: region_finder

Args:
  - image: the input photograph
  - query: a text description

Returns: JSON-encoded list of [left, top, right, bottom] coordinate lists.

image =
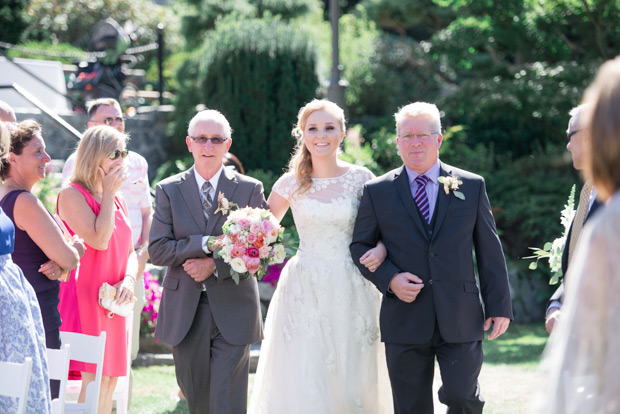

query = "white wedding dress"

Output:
[[249, 165, 393, 414]]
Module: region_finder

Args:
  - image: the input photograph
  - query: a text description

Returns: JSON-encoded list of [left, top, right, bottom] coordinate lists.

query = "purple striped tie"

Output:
[[415, 175, 430, 223]]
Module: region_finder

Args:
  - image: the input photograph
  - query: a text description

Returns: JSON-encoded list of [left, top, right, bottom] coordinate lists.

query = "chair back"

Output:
[[60, 331, 106, 414], [0, 357, 33, 414], [47, 344, 71, 414], [112, 310, 134, 414]]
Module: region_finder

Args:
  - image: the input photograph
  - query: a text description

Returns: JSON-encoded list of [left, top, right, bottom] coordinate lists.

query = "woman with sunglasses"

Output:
[[0, 119, 85, 400], [57, 125, 138, 414]]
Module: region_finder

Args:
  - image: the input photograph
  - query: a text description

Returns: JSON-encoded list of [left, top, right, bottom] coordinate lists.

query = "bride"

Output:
[[249, 99, 393, 413]]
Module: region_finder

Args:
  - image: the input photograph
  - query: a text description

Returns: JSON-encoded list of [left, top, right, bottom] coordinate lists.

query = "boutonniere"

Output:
[[438, 173, 465, 200], [214, 192, 239, 215]]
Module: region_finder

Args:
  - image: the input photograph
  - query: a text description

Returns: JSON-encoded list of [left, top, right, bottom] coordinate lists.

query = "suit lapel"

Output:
[[205, 167, 238, 236], [179, 167, 207, 233], [431, 162, 452, 239], [394, 166, 427, 238]]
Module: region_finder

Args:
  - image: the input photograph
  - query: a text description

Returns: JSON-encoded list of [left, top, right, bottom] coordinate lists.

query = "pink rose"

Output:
[[249, 223, 261, 234], [244, 256, 261, 274], [247, 246, 260, 258], [246, 233, 257, 244], [237, 218, 251, 229], [231, 244, 246, 258], [261, 219, 274, 233]]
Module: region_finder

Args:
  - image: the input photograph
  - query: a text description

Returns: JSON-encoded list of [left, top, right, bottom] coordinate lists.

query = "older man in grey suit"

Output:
[[149, 109, 266, 414]]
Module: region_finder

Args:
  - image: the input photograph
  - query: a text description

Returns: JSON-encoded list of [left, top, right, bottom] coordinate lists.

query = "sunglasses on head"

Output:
[[109, 149, 129, 160]]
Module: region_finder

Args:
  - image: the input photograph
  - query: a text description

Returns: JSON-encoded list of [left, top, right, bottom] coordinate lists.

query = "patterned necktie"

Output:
[[201, 181, 213, 221], [568, 181, 592, 264], [414, 175, 431, 223]]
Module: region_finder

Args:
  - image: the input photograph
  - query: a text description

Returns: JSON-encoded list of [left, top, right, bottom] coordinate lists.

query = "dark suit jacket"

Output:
[[350, 162, 513, 344], [149, 166, 267, 346], [549, 197, 602, 304]]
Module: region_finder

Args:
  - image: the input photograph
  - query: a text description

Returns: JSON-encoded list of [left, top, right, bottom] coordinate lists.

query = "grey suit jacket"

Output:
[[149, 166, 267, 346], [350, 162, 513, 344]]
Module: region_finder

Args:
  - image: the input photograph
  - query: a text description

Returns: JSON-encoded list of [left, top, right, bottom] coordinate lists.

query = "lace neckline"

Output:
[[310, 167, 352, 181]]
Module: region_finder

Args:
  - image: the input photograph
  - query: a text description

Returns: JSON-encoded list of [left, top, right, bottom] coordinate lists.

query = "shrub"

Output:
[[172, 15, 319, 174]]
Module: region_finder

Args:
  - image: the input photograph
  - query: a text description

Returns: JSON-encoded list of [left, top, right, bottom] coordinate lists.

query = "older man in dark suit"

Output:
[[149, 109, 266, 414], [350, 102, 513, 414]]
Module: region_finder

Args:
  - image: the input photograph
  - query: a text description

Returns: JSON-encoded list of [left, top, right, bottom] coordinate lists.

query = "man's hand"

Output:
[[484, 316, 510, 340], [183, 257, 216, 283], [545, 307, 561, 334], [389, 272, 424, 303]]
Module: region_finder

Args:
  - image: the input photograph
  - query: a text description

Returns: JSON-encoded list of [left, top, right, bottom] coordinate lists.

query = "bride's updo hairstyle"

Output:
[[288, 99, 346, 194]]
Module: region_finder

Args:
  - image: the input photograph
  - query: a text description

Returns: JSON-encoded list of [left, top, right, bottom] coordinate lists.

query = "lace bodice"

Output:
[[272, 166, 374, 259]]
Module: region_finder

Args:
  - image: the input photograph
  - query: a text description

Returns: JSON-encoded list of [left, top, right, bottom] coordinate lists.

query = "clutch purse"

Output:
[[98, 282, 136, 318]]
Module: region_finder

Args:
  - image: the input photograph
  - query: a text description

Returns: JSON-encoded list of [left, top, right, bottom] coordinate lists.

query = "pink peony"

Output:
[[244, 256, 261, 274], [249, 223, 261, 234], [231, 244, 246, 258], [247, 246, 260, 258], [237, 218, 251, 229], [246, 233, 257, 244]]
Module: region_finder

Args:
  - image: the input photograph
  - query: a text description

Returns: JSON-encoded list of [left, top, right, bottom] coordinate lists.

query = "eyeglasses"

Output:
[[567, 129, 581, 141], [189, 136, 229, 145], [399, 132, 438, 141], [100, 117, 125, 126], [109, 149, 129, 160]]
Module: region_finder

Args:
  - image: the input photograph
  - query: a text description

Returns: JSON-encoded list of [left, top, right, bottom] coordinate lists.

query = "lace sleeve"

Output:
[[350, 166, 375, 200], [536, 200, 620, 413], [271, 173, 296, 201]]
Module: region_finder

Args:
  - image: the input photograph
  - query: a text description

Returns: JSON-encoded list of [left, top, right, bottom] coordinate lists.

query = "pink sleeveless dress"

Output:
[[57, 183, 132, 377]]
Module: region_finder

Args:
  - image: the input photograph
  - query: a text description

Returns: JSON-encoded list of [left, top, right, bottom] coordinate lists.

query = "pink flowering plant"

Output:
[[207, 194, 287, 285], [140, 271, 162, 337]]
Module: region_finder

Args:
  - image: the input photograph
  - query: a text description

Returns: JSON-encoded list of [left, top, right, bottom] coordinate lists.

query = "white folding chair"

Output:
[[47, 344, 71, 414], [0, 357, 33, 414], [59, 331, 106, 414], [112, 310, 133, 414]]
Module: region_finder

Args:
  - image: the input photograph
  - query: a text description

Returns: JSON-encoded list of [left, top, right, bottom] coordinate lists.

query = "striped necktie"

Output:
[[568, 181, 592, 264], [201, 181, 213, 220], [415, 175, 430, 223]]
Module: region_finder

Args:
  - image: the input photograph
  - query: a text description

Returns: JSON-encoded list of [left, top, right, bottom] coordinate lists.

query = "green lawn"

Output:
[[129, 323, 548, 414]]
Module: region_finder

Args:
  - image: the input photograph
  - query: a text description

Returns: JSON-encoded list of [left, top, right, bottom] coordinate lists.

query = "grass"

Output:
[[129, 323, 548, 414]]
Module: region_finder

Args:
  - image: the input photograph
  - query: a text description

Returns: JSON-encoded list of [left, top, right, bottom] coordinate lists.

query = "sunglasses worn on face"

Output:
[[189, 136, 229, 145], [109, 149, 129, 160], [102, 117, 125, 125]]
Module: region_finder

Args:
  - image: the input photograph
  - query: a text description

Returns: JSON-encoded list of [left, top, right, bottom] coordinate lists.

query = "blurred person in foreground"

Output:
[[544, 104, 602, 334], [57, 125, 138, 414], [61, 98, 152, 364], [0, 100, 16, 123], [149, 109, 266, 414], [0, 121, 52, 414], [538, 56, 620, 413], [0, 120, 85, 398]]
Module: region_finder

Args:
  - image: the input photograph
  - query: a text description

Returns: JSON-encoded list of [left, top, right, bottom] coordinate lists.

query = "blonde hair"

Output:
[[288, 99, 346, 194], [71, 125, 128, 194], [394, 102, 442, 136], [582, 57, 620, 200]]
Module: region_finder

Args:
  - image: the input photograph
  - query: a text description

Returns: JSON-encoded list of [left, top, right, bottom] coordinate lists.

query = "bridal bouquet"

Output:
[[207, 195, 286, 285]]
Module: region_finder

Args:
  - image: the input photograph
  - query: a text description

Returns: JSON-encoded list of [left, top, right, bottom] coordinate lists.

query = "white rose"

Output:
[[265, 229, 278, 244], [230, 257, 247, 273], [274, 244, 286, 263]]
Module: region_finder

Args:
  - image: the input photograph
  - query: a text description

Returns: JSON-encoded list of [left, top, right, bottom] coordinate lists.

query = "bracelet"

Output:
[[123, 274, 136, 283]]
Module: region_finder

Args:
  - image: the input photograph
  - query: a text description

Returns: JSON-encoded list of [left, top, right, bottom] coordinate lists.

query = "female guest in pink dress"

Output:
[[57, 125, 137, 414]]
